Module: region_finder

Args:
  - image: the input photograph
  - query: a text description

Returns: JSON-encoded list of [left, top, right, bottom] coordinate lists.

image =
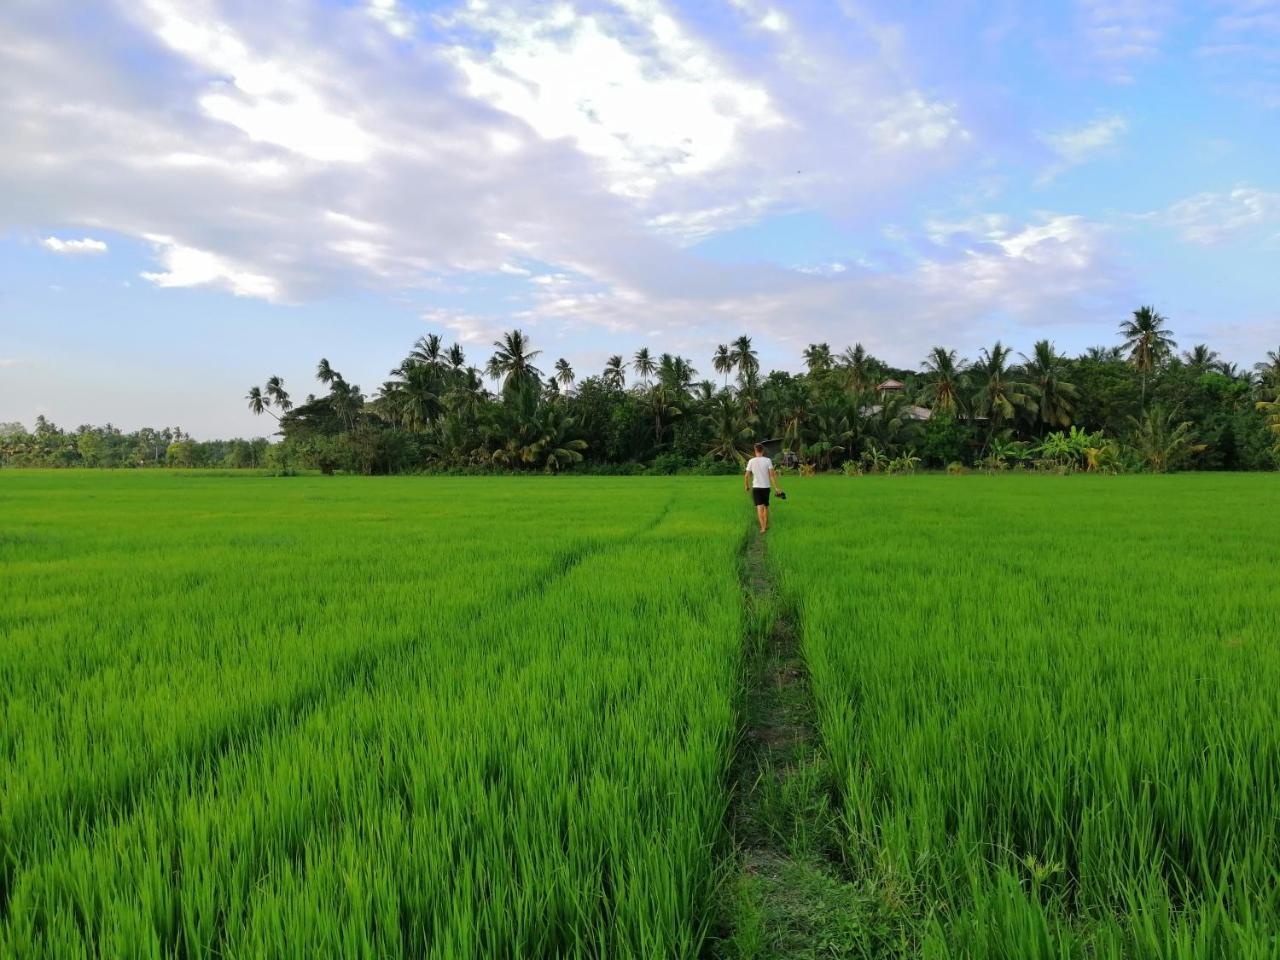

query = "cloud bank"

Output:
[[40, 236, 108, 254], [1, 0, 1274, 403]]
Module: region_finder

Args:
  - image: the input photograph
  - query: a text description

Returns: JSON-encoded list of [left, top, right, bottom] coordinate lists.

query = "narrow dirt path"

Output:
[[708, 531, 876, 959]]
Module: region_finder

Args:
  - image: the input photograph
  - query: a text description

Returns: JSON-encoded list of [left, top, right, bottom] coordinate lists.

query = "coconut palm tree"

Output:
[[1084, 345, 1124, 363], [379, 362, 441, 431], [768, 377, 809, 455], [486, 329, 543, 398], [731, 335, 760, 413], [803, 400, 854, 470], [919, 347, 965, 416], [1182, 344, 1220, 370], [329, 379, 364, 430], [702, 394, 753, 462], [316, 357, 339, 386], [647, 383, 682, 448], [658, 353, 697, 395], [738, 364, 761, 417], [260, 377, 289, 413], [803, 342, 833, 375], [528, 407, 589, 473], [837, 343, 880, 394], [1020, 340, 1078, 430], [554, 358, 575, 389], [1253, 348, 1280, 389], [245, 386, 278, 420], [731, 335, 759, 381], [1128, 405, 1204, 472], [712, 344, 734, 388], [970, 341, 1036, 446], [446, 343, 466, 374], [678, 355, 698, 392], [633, 347, 657, 388], [1257, 395, 1280, 439], [409, 334, 444, 367], [862, 391, 919, 457], [1119, 306, 1176, 408], [443, 366, 485, 419], [603, 355, 626, 389]]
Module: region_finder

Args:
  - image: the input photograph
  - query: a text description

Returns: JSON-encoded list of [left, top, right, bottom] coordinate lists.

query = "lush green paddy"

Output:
[[2, 471, 1277, 958], [770, 475, 1280, 958]]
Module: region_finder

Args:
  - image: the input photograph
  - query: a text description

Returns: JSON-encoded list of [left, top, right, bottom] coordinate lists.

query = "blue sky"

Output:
[[2, 0, 1278, 437]]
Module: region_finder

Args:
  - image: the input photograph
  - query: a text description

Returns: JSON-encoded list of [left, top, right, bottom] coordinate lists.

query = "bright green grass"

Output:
[[768, 475, 1280, 958], [4, 471, 1279, 958], [0, 472, 746, 957]]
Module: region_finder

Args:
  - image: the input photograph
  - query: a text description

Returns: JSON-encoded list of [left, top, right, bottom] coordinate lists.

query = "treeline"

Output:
[[0, 420, 272, 469], [5, 308, 1279, 473]]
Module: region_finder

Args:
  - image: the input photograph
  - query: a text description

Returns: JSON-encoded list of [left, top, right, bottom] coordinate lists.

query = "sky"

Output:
[[1, 0, 1278, 438]]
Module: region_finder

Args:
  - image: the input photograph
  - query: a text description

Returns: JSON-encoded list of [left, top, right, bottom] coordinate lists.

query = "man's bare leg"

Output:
[[757, 504, 768, 533]]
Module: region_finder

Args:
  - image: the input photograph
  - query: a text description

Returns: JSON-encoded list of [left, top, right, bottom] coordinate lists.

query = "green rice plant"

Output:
[[0, 474, 669, 886], [0, 472, 745, 957], [7, 470, 1278, 957], [768, 475, 1280, 957]]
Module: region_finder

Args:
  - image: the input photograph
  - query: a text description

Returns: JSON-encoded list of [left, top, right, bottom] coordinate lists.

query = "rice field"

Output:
[[0, 472, 744, 957], [2, 471, 1278, 957], [769, 475, 1280, 957]]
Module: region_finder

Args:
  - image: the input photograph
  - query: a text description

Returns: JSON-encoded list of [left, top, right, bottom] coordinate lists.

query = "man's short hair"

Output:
[[753, 443, 764, 454]]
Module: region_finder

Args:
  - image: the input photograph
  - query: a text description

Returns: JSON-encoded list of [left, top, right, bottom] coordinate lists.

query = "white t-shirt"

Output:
[[745, 456, 773, 489]]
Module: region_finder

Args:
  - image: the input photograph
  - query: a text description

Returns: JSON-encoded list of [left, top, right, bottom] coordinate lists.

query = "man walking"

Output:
[[744, 443, 784, 534]]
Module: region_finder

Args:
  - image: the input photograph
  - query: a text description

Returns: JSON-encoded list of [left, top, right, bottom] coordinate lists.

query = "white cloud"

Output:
[[140, 235, 279, 299], [0, 0, 1111, 382], [924, 213, 1012, 246], [506, 212, 1124, 368], [759, 9, 789, 33], [323, 210, 382, 234], [1039, 115, 1127, 181], [794, 262, 850, 276], [132, 0, 376, 163], [445, 1, 782, 198], [1148, 186, 1280, 244], [367, 0, 415, 39], [41, 236, 108, 254], [420, 307, 502, 346], [0, 0, 981, 306], [1077, 0, 1175, 81], [872, 92, 969, 151]]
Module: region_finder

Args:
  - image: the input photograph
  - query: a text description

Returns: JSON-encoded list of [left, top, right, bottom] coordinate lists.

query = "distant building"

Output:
[[864, 379, 931, 420], [861, 403, 933, 421]]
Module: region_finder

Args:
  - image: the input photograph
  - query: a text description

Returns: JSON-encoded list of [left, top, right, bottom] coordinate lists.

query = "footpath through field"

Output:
[[710, 531, 879, 959]]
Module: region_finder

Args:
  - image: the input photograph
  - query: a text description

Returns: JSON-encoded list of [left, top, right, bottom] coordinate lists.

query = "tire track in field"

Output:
[[196, 495, 675, 960], [503, 495, 673, 609], [0, 498, 678, 933]]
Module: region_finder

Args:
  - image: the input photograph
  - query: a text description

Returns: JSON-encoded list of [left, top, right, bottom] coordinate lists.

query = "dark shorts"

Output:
[[752, 487, 771, 507]]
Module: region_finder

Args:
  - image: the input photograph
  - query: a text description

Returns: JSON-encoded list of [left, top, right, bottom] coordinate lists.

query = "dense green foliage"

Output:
[[4, 318, 1278, 474], [769, 476, 1280, 956], [0, 472, 743, 957]]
